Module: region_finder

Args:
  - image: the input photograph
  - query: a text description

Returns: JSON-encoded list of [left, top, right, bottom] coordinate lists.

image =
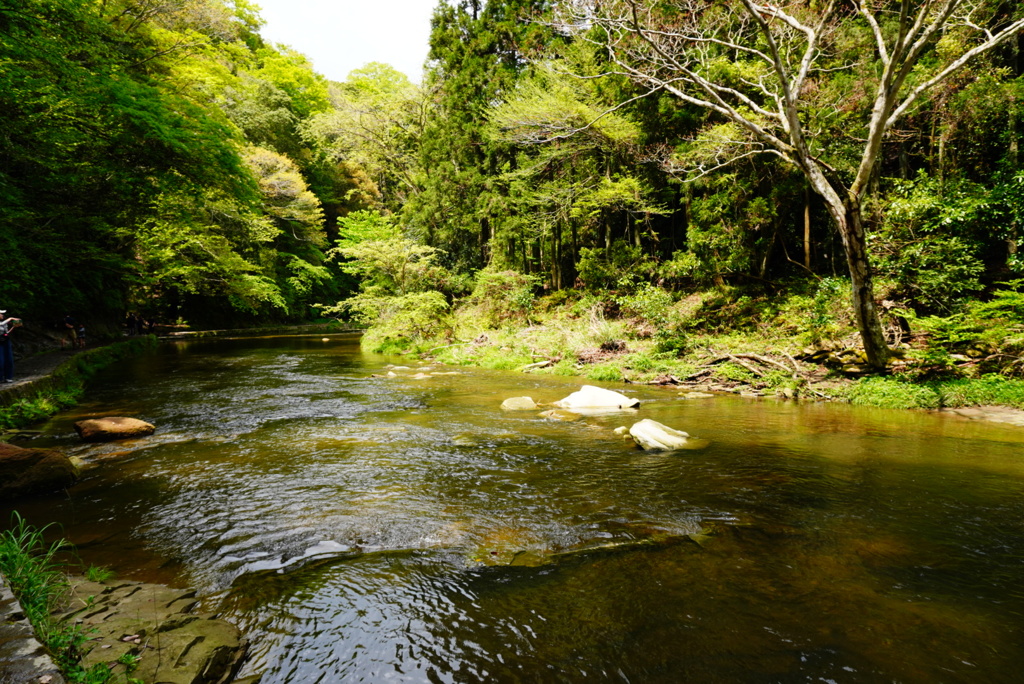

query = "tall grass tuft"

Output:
[[0, 513, 124, 683]]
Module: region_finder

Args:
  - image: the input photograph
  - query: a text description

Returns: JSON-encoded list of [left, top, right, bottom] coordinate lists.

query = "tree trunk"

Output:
[[803, 184, 811, 270], [836, 199, 890, 369]]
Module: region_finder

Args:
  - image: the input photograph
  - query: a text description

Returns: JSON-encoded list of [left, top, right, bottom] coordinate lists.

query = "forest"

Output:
[[3, 0, 1024, 390]]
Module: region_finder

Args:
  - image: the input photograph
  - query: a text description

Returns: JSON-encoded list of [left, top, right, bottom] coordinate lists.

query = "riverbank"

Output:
[[0, 337, 159, 433], [370, 295, 1024, 422]]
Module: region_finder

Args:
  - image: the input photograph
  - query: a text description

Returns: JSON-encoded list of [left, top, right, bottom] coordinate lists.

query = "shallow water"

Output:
[[6, 334, 1024, 683]]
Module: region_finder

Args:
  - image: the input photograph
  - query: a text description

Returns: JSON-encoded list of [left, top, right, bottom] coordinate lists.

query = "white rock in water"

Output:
[[629, 419, 691, 451], [613, 426, 629, 435], [501, 396, 538, 411], [554, 385, 640, 410]]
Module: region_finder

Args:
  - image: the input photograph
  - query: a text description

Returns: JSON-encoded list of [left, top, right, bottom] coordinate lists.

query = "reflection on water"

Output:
[[5, 334, 1024, 682]]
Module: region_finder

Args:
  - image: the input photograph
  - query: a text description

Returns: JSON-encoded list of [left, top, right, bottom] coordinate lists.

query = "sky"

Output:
[[252, 0, 438, 83]]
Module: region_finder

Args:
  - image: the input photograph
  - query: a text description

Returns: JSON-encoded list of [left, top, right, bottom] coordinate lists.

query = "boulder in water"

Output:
[[74, 417, 155, 442], [629, 419, 691, 452], [501, 396, 538, 411], [554, 385, 639, 410], [0, 443, 80, 500]]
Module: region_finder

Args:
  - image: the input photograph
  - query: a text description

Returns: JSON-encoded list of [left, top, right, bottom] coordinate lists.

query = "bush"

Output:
[[576, 241, 658, 290], [871, 173, 990, 313], [468, 270, 540, 328], [349, 291, 453, 352], [614, 283, 674, 327]]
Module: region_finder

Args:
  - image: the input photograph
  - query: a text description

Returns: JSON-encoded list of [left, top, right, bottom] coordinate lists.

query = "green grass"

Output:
[[839, 375, 1024, 410], [843, 377, 942, 410]]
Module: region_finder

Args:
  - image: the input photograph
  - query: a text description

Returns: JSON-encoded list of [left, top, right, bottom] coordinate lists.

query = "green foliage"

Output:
[[931, 375, 1024, 409], [872, 173, 990, 312], [84, 565, 115, 583], [462, 346, 536, 371], [468, 270, 540, 328], [898, 280, 1024, 373], [302, 63, 422, 211], [774, 278, 851, 344], [0, 513, 70, 637], [615, 282, 674, 327], [842, 375, 1024, 411], [330, 211, 441, 295], [348, 291, 453, 353], [0, 514, 139, 683], [576, 242, 659, 291]]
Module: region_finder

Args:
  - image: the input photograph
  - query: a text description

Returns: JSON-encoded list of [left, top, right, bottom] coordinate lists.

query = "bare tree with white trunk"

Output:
[[558, 0, 1024, 368]]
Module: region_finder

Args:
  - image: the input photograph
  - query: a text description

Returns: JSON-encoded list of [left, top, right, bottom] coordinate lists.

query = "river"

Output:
[[5, 334, 1024, 683]]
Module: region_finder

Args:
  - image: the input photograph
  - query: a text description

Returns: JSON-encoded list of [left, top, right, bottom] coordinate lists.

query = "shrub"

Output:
[[468, 270, 540, 328], [346, 291, 453, 352], [871, 173, 990, 313], [614, 283, 674, 327]]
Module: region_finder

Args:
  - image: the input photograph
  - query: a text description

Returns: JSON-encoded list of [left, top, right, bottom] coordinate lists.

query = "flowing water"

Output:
[[5, 334, 1024, 683]]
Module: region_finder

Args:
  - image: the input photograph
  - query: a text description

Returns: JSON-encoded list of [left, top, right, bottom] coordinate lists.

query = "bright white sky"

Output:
[[252, 0, 439, 83]]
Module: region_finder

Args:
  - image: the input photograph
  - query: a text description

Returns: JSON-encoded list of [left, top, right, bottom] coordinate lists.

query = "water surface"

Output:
[[6, 334, 1024, 683]]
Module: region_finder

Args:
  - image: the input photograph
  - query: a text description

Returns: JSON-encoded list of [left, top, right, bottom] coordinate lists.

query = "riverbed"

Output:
[[5, 334, 1024, 683]]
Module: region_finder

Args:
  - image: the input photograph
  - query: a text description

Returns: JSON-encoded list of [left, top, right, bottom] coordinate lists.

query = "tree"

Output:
[[302, 63, 426, 210], [407, 0, 559, 271], [562, 0, 1024, 368]]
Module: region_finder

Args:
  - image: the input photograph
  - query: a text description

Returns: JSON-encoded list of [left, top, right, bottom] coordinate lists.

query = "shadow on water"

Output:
[[5, 334, 1024, 682]]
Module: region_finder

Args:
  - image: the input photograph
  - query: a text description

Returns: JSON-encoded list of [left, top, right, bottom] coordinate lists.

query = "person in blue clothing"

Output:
[[0, 310, 22, 383]]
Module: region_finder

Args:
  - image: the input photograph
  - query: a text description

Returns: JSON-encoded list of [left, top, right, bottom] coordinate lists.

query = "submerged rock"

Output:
[[0, 443, 80, 501], [629, 419, 691, 452], [679, 391, 715, 399], [539, 409, 583, 422], [452, 433, 480, 446], [501, 396, 538, 411], [73, 417, 155, 442], [554, 385, 640, 410]]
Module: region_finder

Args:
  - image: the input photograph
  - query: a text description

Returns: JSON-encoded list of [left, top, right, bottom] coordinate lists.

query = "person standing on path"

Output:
[[0, 310, 21, 383], [61, 313, 77, 349]]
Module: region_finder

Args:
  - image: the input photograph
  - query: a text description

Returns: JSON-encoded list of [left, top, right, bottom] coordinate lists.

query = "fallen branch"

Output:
[[727, 354, 765, 377], [783, 352, 801, 375], [733, 353, 794, 374]]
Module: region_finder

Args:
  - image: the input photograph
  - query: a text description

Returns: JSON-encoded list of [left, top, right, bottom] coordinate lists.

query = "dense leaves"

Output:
[[4, 0, 1024, 358]]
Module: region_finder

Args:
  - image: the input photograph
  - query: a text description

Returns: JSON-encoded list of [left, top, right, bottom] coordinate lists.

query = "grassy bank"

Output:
[[0, 514, 137, 683], [0, 337, 159, 431], [353, 277, 1024, 412]]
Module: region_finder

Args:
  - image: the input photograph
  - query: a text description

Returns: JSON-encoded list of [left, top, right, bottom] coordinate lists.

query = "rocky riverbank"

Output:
[[59, 577, 251, 684]]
